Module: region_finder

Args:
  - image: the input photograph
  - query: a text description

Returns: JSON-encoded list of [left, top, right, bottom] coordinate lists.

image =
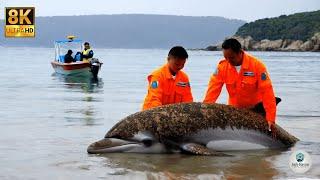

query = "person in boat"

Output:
[[203, 38, 280, 136], [64, 49, 75, 63], [81, 42, 94, 62], [142, 46, 193, 110], [74, 52, 82, 61]]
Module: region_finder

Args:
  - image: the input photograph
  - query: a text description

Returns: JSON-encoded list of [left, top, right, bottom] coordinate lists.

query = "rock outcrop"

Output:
[[205, 32, 320, 52]]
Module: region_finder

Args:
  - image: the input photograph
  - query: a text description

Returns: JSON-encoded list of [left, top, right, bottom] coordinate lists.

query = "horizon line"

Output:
[[0, 13, 247, 22]]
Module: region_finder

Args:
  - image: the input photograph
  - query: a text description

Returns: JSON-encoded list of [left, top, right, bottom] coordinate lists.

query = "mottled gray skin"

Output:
[[106, 102, 298, 145], [88, 102, 298, 154]]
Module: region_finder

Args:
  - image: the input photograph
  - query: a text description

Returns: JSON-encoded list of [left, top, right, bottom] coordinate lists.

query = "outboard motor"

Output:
[[89, 58, 102, 79]]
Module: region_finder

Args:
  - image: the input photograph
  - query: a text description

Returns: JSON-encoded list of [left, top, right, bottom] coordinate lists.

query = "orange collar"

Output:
[[227, 51, 250, 70], [163, 63, 179, 79], [241, 52, 250, 70]]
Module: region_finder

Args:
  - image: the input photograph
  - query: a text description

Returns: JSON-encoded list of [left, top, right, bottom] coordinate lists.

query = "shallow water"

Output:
[[0, 47, 319, 179]]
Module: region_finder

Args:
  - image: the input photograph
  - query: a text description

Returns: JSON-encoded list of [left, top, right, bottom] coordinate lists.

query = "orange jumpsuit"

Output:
[[203, 52, 277, 123], [142, 63, 193, 110]]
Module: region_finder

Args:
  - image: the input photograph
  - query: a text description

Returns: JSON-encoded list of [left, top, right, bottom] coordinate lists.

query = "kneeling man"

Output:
[[143, 46, 193, 110], [204, 38, 279, 132]]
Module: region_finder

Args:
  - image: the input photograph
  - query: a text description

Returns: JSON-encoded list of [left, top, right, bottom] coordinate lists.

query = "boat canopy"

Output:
[[54, 39, 83, 62]]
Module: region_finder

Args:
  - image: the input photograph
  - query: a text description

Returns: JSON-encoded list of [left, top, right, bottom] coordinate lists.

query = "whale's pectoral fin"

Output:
[[181, 143, 231, 156]]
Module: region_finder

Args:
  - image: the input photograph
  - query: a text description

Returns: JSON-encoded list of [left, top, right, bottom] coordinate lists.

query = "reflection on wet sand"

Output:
[[95, 150, 282, 179]]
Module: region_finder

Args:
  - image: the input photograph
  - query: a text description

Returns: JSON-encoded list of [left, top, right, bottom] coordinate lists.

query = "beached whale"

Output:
[[87, 102, 298, 155]]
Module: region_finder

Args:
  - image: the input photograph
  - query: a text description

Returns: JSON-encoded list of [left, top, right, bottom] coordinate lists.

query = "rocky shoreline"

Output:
[[205, 32, 320, 52]]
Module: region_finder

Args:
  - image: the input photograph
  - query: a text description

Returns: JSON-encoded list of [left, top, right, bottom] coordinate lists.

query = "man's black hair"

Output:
[[168, 46, 188, 59], [222, 38, 242, 53], [84, 42, 90, 45], [67, 49, 73, 54]]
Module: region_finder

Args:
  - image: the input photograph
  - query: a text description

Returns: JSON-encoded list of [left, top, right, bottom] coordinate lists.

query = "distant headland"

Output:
[[205, 10, 320, 52]]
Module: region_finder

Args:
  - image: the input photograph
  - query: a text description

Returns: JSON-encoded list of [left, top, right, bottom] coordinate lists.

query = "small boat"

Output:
[[51, 36, 102, 78]]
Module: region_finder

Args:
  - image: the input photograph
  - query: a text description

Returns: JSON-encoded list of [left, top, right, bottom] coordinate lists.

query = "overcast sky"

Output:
[[1, 0, 319, 22]]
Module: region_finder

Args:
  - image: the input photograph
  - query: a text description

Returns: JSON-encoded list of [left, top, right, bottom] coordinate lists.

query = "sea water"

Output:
[[0, 47, 319, 179]]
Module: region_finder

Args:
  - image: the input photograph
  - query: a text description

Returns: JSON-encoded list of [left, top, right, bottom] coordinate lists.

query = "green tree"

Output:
[[235, 10, 320, 41]]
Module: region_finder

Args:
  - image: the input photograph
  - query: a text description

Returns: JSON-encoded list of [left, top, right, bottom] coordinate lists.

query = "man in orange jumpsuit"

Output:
[[143, 46, 193, 110], [203, 38, 280, 134]]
